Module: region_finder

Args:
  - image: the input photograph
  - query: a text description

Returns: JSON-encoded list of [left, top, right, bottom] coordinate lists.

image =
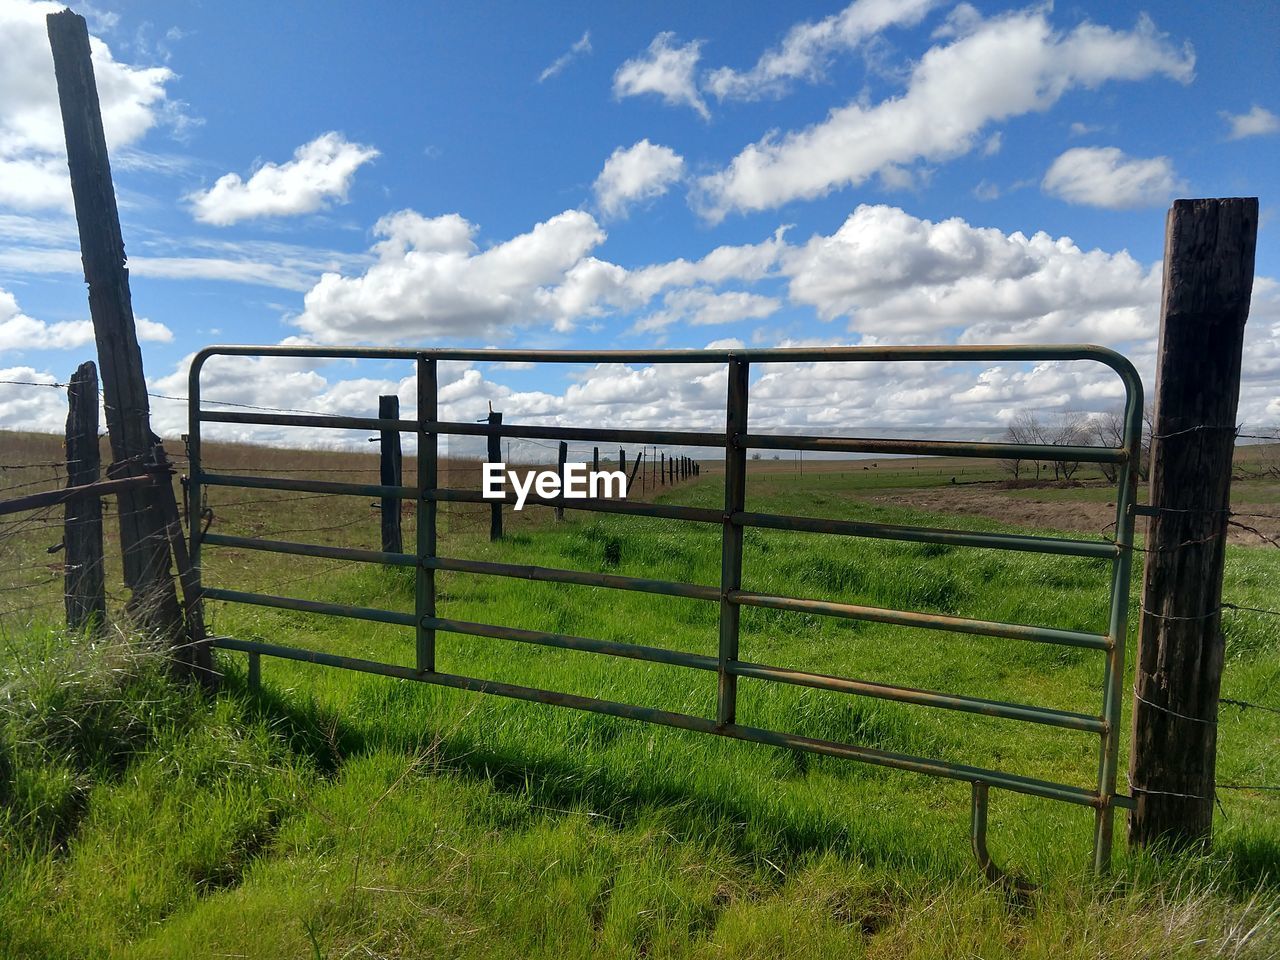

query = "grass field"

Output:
[[2, 430, 1278, 957]]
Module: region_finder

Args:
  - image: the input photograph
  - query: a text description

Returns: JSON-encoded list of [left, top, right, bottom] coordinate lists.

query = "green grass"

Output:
[[2, 451, 1279, 957]]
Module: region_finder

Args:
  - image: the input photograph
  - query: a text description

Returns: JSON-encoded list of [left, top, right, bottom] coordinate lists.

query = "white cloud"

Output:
[[189, 132, 379, 226], [782, 204, 1161, 344], [613, 32, 709, 120], [695, 9, 1193, 220], [705, 0, 941, 101], [1222, 105, 1280, 140], [0, 284, 171, 351], [1042, 146, 1183, 209], [633, 287, 780, 333], [0, 0, 179, 211], [539, 30, 591, 83], [295, 208, 610, 343], [593, 139, 685, 218]]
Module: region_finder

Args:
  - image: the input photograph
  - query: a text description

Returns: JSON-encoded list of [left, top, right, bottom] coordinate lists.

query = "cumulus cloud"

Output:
[[0, 0, 179, 210], [782, 204, 1161, 344], [1222, 105, 1280, 140], [539, 30, 592, 82], [593, 139, 685, 218], [695, 9, 1193, 220], [189, 132, 379, 226], [295, 208, 610, 343], [0, 285, 172, 351], [705, 0, 941, 101], [613, 32, 709, 119], [1042, 146, 1183, 209], [633, 287, 780, 333]]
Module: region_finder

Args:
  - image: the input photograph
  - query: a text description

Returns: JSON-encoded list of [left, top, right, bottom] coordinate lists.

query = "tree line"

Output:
[[1000, 407, 1153, 483]]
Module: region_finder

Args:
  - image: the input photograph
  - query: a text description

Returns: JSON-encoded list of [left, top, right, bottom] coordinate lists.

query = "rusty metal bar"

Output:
[[202, 532, 415, 566], [734, 511, 1117, 558], [418, 357, 437, 673], [424, 615, 717, 671], [424, 555, 720, 601], [424, 419, 724, 449], [741, 432, 1126, 464], [201, 587, 416, 627], [718, 358, 749, 725], [430, 487, 723, 524], [207, 635, 1108, 808], [729, 662, 1106, 733], [730, 590, 1111, 650], [1092, 371, 1143, 872], [200, 472, 416, 500], [189, 342, 1141, 375]]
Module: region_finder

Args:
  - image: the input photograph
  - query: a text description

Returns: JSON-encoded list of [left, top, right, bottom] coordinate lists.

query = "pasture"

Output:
[[1, 430, 1278, 958]]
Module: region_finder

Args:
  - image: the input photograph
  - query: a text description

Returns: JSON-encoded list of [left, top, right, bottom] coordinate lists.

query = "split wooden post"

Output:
[[1129, 197, 1258, 851], [48, 10, 186, 657], [555, 441, 567, 521], [619, 448, 626, 478], [64, 360, 105, 631], [487, 410, 503, 541], [378, 395, 403, 553]]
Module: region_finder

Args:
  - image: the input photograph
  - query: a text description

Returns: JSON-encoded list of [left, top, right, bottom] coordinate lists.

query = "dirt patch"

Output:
[[867, 488, 1280, 546]]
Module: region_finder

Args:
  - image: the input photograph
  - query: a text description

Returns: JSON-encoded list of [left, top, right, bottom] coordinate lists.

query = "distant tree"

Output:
[[1004, 410, 1045, 481], [1049, 411, 1087, 481], [1090, 410, 1125, 483]]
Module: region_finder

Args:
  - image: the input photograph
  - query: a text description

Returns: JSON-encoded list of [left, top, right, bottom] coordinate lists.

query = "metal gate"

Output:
[[188, 344, 1142, 881]]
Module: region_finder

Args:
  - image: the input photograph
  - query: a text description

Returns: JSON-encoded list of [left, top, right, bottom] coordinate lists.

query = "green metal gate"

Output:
[[188, 344, 1143, 881]]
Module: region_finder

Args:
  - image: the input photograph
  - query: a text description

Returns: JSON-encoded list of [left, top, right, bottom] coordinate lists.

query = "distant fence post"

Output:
[[1129, 198, 1258, 852], [378, 395, 403, 553], [64, 360, 104, 631], [660, 452, 666, 486], [48, 10, 186, 658], [556, 441, 567, 521], [628, 450, 644, 491], [488, 410, 503, 540]]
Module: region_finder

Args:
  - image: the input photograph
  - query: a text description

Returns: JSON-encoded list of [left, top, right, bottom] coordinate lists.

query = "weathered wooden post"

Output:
[[660, 451, 666, 486], [628, 450, 644, 491], [48, 10, 186, 657], [487, 410, 503, 540], [619, 448, 626, 478], [1129, 198, 1258, 851], [378, 395, 403, 553], [64, 360, 105, 631], [555, 441, 567, 521], [593, 446, 599, 474]]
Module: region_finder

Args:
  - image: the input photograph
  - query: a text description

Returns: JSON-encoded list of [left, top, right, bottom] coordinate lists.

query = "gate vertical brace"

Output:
[[417, 358, 437, 674], [1093, 384, 1142, 872], [487, 411, 503, 541], [717, 358, 749, 726]]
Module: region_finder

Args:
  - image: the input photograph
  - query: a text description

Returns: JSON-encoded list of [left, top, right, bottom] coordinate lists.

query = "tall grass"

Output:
[[1, 434, 1277, 957]]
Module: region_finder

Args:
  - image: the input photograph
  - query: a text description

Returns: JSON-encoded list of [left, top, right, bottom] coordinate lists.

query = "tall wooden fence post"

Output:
[[487, 410, 503, 541], [378, 395, 403, 553], [1129, 197, 1258, 851], [48, 11, 186, 657], [64, 360, 105, 631]]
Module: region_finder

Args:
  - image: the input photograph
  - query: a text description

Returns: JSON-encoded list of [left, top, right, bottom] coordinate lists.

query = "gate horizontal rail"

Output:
[[188, 343, 1142, 879]]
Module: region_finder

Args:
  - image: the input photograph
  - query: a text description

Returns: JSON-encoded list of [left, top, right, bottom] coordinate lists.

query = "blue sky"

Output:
[[1, 0, 1277, 449]]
